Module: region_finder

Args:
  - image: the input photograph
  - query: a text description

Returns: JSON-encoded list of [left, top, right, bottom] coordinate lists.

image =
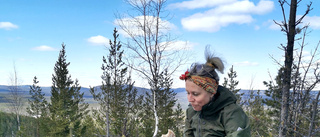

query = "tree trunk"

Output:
[[106, 104, 110, 137], [37, 118, 40, 137], [153, 89, 159, 137], [279, 0, 297, 137], [17, 114, 20, 131]]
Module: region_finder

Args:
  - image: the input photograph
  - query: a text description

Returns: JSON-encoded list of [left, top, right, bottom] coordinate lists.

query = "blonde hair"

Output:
[[189, 46, 224, 82]]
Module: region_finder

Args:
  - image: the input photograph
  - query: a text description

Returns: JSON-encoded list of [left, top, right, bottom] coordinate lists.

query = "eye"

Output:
[[186, 91, 199, 96], [192, 92, 199, 96]]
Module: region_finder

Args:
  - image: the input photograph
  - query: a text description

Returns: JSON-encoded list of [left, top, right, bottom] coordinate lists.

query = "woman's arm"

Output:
[[222, 104, 251, 137]]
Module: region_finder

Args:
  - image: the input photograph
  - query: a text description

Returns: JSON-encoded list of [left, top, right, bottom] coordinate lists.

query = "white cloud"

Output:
[[114, 16, 176, 38], [87, 35, 109, 45], [296, 51, 320, 68], [269, 15, 320, 31], [32, 45, 56, 51], [298, 51, 314, 62], [234, 61, 259, 66], [0, 22, 18, 30], [213, 0, 274, 15], [182, 12, 253, 32], [253, 0, 274, 14], [169, 0, 236, 9], [173, 41, 195, 50], [180, 0, 274, 32], [266, 19, 280, 30], [299, 15, 320, 30]]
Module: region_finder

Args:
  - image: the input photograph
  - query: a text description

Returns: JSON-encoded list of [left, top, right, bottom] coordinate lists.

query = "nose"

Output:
[[187, 94, 194, 102]]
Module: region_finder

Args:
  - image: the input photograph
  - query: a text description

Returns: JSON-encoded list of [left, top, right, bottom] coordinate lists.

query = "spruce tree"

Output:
[[123, 85, 144, 136], [90, 28, 143, 137], [172, 103, 185, 137], [222, 65, 243, 105], [156, 70, 177, 135], [48, 43, 89, 137], [140, 90, 155, 136], [81, 115, 96, 137], [0, 111, 15, 136], [26, 76, 48, 137], [246, 90, 274, 136], [263, 67, 284, 131], [140, 69, 182, 136]]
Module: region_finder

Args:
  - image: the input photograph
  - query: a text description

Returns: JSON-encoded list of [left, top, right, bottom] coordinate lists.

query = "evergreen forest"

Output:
[[1, 0, 320, 137]]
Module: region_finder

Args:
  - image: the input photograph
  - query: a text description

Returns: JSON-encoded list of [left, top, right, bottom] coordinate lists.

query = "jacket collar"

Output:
[[200, 86, 237, 117]]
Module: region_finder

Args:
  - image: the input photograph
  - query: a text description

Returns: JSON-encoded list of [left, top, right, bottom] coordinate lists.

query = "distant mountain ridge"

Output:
[[0, 85, 263, 109], [0, 85, 189, 109], [1, 85, 318, 110], [0, 85, 185, 96]]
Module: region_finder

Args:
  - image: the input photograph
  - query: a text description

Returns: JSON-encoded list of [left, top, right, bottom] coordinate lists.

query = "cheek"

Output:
[[187, 94, 192, 101], [196, 95, 211, 105]]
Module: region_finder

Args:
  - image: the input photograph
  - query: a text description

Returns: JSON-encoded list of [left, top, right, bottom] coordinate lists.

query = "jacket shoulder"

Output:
[[186, 106, 197, 120], [222, 104, 251, 137]]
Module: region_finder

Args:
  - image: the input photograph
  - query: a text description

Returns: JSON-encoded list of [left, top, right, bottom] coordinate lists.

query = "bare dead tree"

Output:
[[6, 63, 25, 133], [305, 40, 320, 137], [115, 0, 189, 136], [273, 0, 313, 136], [288, 26, 320, 136], [308, 83, 320, 137], [269, 25, 320, 136]]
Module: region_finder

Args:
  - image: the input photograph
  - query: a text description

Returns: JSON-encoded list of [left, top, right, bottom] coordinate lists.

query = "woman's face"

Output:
[[186, 80, 213, 111]]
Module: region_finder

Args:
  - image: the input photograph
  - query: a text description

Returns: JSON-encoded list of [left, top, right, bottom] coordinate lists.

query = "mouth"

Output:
[[190, 103, 197, 107]]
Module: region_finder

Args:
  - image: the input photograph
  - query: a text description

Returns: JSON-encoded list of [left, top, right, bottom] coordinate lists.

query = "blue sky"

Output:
[[1, 0, 320, 90]]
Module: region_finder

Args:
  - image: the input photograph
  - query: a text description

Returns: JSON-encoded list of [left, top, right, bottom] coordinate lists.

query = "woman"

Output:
[[180, 51, 250, 137]]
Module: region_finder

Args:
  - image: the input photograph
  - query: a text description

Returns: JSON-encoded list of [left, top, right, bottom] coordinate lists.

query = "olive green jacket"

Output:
[[184, 86, 250, 137]]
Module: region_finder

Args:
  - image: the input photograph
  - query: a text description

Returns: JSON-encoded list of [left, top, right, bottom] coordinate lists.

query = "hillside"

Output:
[[0, 85, 190, 110], [0, 85, 280, 111]]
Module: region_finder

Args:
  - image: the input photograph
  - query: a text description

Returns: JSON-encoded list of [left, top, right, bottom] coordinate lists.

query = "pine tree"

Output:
[[140, 69, 182, 136], [26, 76, 48, 137], [121, 82, 144, 136], [263, 67, 284, 133], [172, 103, 185, 137], [81, 115, 96, 137], [140, 90, 155, 136], [0, 111, 15, 137], [246, 90, 274, 136], [90, 28, 143, 137], [223, 65, 243, 105], [156, 70, 178, 135], [48, 43, 89, 137]]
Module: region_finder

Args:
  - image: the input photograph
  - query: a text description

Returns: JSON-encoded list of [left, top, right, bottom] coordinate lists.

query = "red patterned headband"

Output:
[[180, 70, 218, 94]]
